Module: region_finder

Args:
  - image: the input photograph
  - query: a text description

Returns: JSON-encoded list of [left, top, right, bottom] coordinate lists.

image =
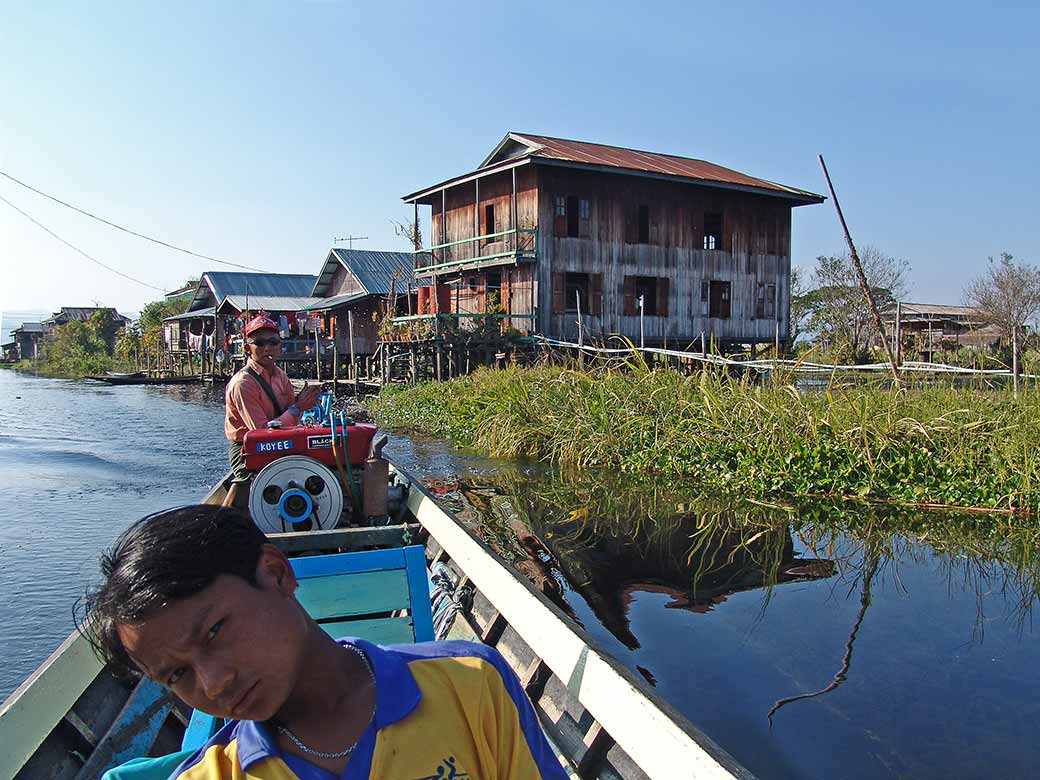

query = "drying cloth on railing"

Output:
[[430, 562, 473, 640]]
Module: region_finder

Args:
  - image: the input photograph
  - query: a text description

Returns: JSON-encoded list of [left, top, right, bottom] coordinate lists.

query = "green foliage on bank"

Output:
[[33, 310, 135, 377], [373, 363, 1040, 514]]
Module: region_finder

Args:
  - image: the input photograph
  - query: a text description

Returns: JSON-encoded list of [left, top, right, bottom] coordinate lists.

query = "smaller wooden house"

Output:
[[42, 307, 131, 333], [882, 302, 1004, 360], [305, 249, 415, 357], [163, 271, 318, 357], [11, 322, 44, 360]]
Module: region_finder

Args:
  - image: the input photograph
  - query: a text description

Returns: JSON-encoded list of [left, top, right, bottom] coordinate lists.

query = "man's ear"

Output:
[[254, 544, 297, 597]]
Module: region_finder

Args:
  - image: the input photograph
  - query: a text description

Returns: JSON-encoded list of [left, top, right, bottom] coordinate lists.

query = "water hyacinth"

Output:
[[373, 362, 1040, 515]]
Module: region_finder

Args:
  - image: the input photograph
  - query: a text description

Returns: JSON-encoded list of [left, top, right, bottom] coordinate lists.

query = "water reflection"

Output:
[[407, 462, 1040, 780]]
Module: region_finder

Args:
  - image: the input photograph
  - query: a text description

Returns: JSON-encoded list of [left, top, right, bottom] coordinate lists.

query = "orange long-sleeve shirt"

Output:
[[224, 359, 298, 442]]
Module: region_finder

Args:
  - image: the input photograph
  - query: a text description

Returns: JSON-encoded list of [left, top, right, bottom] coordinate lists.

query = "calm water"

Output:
[[1, 368, 1038, 779]]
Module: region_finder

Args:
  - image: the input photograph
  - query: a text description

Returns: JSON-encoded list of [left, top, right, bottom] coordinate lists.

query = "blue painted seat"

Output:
[[178, 544, 433, 753]]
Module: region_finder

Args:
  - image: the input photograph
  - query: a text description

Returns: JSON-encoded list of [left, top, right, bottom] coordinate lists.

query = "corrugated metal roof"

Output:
[[885, 302, 985, 318], [302, 292, 368, 311], [403, 131, 824, 204], [163, 307, 216, 322], [14, 322, 44, 333], [189, 272, 318, 311], [311, 249, 414, 297], [509, 133, 823, 200], [43, 307, 131, 324], [218, 295, 323, 314]]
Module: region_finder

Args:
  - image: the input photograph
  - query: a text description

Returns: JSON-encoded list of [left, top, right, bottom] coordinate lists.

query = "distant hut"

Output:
[[41, 307, 131, 334], [11, 322, 44, 360], [304, 249, 416, 363], [402, 132, 824, 350], [882, 302, 1004, 361], [162, 271, 318, 361]]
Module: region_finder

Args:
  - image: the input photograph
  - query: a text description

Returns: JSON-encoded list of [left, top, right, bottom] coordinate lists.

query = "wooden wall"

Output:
[[328, 262, 366, 297], [428, 166, 539, 333], [534, 166, 794, 346]]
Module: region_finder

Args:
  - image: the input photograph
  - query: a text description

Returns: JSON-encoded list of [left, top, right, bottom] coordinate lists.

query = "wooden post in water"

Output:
[[348, 310, 357, 391], [314, 327, 321, 381]]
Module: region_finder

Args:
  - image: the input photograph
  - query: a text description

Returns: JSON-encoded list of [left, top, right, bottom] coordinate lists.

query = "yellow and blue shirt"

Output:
[[169, 639, 569, 780]]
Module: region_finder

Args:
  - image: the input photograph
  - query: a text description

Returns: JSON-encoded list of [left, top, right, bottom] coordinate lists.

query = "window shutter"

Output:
[[623, 276, 636, 316], [552, 272, 566, 314], [589, 273, 603, 316], [554, 214, 567, 237], [721, 282, 731, 319], [501, 272, 510, 314], [650, 222, 659, 245], [579, 199, 591, 238], [625, 209, 637, 244], [656, 277, 670, 317]]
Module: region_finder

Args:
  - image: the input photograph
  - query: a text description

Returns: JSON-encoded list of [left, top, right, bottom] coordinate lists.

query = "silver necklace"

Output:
[[273, 644, 376, 760]]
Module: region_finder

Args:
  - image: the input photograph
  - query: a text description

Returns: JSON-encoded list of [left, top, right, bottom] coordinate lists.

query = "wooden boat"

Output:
[[85, 373, 199, 386], [0, 459, 755, 780]]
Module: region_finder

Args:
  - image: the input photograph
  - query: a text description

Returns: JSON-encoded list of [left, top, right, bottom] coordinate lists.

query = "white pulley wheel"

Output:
[[248, 456, 345, 534]]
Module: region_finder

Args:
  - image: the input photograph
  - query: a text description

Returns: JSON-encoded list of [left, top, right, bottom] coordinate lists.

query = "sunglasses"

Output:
[[249, 337, 282, 347]]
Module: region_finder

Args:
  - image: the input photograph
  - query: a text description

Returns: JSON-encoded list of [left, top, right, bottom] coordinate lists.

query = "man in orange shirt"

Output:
[[225, 315, 321, 482]]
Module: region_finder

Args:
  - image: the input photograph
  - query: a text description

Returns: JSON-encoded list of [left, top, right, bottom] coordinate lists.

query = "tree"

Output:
[[802, 246, 909, 361], [965, 252, 1040, 381]]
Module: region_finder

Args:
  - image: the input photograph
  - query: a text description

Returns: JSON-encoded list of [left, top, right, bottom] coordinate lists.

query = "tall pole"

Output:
[[819, 155, 900, 384], [894, 301, 902, 366], [638, 294, 645, 349], [348, 309, 356, 388], [576, 291, 583, 349]]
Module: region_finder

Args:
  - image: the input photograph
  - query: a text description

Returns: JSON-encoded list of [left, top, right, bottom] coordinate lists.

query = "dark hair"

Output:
[[79, 505, 268, 678]]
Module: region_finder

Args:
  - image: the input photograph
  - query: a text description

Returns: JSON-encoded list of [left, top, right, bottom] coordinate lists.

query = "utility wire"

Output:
[[0, 169, 265, 273], [0, 192, 166, 292]]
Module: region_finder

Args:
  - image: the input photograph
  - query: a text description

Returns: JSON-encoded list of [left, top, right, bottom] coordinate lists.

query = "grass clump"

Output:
[[373, 363, 1040, 514]]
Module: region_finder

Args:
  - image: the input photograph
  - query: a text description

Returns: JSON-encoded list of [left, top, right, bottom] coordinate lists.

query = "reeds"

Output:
[[373, 362, 1040, 514]]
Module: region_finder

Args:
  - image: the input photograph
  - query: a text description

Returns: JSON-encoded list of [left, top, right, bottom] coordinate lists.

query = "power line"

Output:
[[0, 192, 166, 292], [0, 169, 266, 272]]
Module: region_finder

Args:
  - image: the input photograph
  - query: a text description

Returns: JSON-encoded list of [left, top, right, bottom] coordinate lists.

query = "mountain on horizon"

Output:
[[1, 310, 51, 341]]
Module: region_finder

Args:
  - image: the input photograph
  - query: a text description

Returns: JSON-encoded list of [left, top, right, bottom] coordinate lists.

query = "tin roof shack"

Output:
[[42, 307, 131, 333], [164, 271, 318, 354], [403, 132, 824, 348], [12, 322, 44, 361], [1, 341, 16, 362], [882, 302, 1004, 361], [305, 249, 416, 362]]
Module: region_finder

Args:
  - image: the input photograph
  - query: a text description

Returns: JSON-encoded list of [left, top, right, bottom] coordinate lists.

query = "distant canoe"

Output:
[[85, 374, 199, 385]]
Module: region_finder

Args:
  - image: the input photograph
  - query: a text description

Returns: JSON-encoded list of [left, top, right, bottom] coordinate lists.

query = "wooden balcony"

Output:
[[414, 228, 537, 277]]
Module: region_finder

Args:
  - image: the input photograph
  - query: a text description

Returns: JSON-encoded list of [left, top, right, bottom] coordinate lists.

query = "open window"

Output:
[[554, 195, 591, 238], [700, 281, 710, 317], [565, 272, 589, 313], [483, 203, 496, 245], [709, 280, 731, 319], [554, 272, 602, 315], [704, 212, 723, 250], [625, 203, 654, 244], [624, 275, 670, 316]]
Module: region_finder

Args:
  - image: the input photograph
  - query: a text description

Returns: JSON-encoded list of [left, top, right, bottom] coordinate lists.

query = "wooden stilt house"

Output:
[[402, 132, 824, 349]]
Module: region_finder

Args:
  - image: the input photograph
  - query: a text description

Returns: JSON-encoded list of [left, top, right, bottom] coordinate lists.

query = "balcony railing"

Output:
[[414, 228, 537, 276]]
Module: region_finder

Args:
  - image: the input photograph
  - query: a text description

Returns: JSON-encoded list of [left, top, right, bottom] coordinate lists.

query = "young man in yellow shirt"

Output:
[[83, 505, 567, 780]]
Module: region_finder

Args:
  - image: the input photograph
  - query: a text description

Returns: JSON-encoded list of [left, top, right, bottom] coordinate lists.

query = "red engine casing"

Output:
[[243, 423, 377, 471]]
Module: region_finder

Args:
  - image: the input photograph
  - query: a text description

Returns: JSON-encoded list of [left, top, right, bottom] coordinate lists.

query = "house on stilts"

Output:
[[401, 132, 824, 351]]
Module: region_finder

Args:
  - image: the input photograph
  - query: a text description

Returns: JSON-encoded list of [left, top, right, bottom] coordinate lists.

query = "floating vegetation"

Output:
[[374, 363, 1040, 514]]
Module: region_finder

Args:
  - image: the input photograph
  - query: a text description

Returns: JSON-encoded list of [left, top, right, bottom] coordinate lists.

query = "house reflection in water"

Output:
[[420, 472, 835, 651]]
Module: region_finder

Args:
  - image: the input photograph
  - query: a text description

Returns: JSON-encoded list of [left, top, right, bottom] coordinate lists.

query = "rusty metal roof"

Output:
[[508, 133, 823, 201], [403, 132, 824, 204]]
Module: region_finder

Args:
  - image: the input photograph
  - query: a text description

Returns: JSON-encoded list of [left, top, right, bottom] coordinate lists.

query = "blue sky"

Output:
[[1, 1, 1036, 317]]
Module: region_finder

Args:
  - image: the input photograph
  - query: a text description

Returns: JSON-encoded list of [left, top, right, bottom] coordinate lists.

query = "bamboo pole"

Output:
[[819, 155, 900, 384]]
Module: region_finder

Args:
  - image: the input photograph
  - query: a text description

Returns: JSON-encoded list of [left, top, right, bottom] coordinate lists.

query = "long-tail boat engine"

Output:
[[242, 391, 379, 533]]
